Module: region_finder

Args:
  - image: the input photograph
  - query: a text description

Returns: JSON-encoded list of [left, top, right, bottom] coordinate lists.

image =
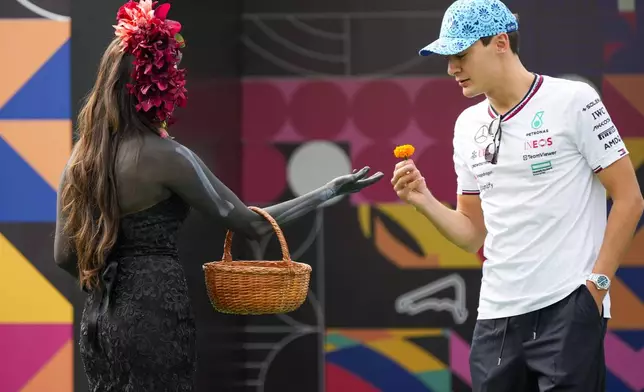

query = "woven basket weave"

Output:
[[202, 206, 312, 315]]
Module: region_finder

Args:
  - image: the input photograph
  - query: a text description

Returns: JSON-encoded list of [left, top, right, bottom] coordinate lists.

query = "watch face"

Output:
[[597, 275, 609, 289]]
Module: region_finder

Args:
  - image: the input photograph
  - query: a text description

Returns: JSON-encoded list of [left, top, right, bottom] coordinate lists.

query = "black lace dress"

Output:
[[53, 134, 380, 391], [79, 194, 196, 392]]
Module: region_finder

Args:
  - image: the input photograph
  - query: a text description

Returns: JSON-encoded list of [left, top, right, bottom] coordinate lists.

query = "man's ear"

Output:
[[495, 33, 510, 53]]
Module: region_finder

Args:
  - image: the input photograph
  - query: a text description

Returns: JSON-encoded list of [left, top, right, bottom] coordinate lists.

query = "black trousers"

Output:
[[469, 285, 608, 392]]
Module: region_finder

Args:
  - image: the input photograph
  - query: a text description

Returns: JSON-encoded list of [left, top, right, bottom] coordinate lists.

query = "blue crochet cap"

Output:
[[419, 0, 518, 56]]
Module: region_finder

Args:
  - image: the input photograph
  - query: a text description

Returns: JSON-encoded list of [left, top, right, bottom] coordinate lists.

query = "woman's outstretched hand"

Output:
[[326, 166, 384, 196]]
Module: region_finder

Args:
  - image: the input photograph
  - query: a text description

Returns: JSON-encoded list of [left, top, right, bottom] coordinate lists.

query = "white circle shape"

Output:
[[287, 141, 352, 207], [15, 0, 70, 21]]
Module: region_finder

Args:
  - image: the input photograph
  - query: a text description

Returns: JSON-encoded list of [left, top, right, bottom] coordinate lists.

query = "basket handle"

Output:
[[222, 206, 292, 263]]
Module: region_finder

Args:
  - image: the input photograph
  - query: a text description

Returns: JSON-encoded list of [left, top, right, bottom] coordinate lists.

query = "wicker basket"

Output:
[[202, 206, 312, 315]]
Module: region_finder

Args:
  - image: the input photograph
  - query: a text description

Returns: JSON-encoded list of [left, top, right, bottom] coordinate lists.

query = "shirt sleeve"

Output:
[[572, 82, 629, 173], [453, 118, 480, 195]]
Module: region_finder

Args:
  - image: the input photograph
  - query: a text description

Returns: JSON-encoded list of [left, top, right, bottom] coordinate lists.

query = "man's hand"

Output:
[[391, 159, 431, 207], [585, 281, 605, 316]]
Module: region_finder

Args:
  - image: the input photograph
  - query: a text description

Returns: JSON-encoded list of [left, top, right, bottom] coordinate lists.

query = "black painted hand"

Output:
[[326, 166, 384, 197]]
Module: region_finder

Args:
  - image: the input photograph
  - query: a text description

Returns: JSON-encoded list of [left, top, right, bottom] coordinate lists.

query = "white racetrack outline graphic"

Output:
[[395, 273, 469, 324], [15, 0, 70, 21]]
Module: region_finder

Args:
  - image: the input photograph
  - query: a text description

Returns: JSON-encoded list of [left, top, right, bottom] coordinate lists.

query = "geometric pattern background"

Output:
[[239, 2, 644, 390], [325, 329, 470, 392], [1, 1, 642, 391], [240, 74, 644, 392], [0, 17, 73, 392]]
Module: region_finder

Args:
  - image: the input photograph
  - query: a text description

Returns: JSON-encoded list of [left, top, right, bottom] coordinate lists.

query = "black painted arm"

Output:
[[53, 165, 80, 279], [153, 138, 383, 239]]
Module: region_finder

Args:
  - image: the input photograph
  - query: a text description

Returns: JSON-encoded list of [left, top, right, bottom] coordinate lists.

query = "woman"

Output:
[[54, 1, 382, 390]]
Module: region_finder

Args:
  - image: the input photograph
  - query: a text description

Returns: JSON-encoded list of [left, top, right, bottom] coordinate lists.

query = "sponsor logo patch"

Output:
[[531, 161, 553, 176]]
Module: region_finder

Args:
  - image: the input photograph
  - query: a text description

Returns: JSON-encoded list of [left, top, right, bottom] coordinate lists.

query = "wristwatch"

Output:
[[587, 273, 611, 290]]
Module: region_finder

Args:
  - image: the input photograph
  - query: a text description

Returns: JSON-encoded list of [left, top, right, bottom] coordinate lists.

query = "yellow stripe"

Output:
[[377, 203, 481, 268], [366, 338, 446, 373], [357, 204, 371, 238]]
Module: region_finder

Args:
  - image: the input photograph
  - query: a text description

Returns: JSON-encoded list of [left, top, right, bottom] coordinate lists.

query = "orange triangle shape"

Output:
[[0, 20, 69, 109], [601, 78, 644, 138], [0, 120, 72, 189], [604, 75, 644, 118], [375, 204, 481, 269], [334, 329, 394, 342], [19, 340, 73, 392], [623, 137, 644, 170], [374, 216, 440, 268], [608, 278, 644, 329], [621, 227, 644, 267]]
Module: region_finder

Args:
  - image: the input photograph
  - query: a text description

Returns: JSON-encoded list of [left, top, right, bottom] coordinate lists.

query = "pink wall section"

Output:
[[241, 77, 485, 205]]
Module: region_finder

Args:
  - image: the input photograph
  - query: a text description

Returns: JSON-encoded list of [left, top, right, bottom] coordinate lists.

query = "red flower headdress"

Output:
[[113, 0, 187, 133]]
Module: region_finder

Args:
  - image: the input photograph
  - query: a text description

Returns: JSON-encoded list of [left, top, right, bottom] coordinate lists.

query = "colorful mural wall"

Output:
[[238, 1, 644, 391], [0, 14, 73, 392], [0, 0, 642, 391]]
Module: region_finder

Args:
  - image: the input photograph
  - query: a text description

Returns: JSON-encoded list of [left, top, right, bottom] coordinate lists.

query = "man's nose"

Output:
[[447, 57, 460, 76]]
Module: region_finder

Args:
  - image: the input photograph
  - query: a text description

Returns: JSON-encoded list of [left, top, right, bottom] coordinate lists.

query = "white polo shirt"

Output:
[[453, 74, 628, 320]]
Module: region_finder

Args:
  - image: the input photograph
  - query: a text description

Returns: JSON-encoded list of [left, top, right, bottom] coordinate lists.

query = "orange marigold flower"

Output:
[[393, 144, 415, 159]]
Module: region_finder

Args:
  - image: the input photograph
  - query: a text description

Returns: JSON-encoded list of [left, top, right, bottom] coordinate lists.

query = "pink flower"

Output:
[[113, 0, 188, 127], [154, 2, 170, 20]]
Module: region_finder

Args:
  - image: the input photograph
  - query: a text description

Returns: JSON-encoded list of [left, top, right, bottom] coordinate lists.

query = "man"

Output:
[[391, 0, 644, 391]]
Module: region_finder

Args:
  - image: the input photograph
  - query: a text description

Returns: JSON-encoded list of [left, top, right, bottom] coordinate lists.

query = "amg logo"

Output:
[[593, 118, 611, 131], [582, 98, 601, 111], [591, 107, 606, 120], [604, 136, 622, 150], [597, 126, 616, 140]]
